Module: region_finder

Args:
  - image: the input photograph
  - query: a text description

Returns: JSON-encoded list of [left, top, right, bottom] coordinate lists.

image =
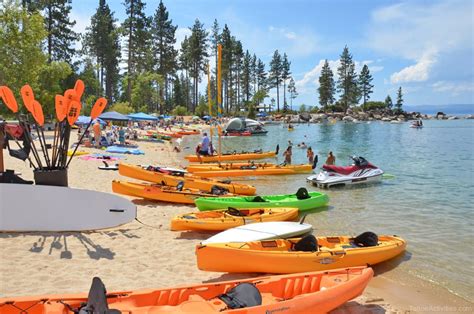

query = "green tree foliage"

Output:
[[151, 1, 178, 112], [281, 53, 291, 112], [179, 36, 192, 110], [109, 102, 134, 114], [337, 46, 359, 111], [256, 59, 267, 92], [131, 72, 164, 113], [172, 75, 185, 109], [232, 39, 243, 111], [78, 58, 101, 107], [395, 86, 403, 113], [287, 77, 298, 111], [362, 101, 386, 111], [122, 0, 151, 107], [173, 105, 188, 116], [241, 50, 252, 103], [86, 0, 121, 102], [188, 19, 208, 112], [250, 54, 257, 94], [318, 59, 335, 110], [36, 61, 72, 116], [385, 95, 393, 109], [299, 104, 307, 113], [269, 50, 282, 111], [358, 64, 374, 107], [195, 95, 208, 116]]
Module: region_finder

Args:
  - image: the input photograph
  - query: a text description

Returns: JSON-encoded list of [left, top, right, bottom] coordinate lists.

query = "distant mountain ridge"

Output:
[[404, 104, 474, 115]]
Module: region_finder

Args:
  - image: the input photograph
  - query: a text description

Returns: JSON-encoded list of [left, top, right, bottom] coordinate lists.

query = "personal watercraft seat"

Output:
[[323, 163, 377, 175]]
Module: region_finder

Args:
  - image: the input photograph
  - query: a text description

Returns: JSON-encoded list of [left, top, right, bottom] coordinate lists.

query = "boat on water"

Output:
[[307, 156, 384, 188], [170, 207, 299, 231], [197, 232, 406, 274], [112, 180, 235, 204], [195, 187, 329, 212], [118, 163, 257, 195], [0, 267, 373, 313]]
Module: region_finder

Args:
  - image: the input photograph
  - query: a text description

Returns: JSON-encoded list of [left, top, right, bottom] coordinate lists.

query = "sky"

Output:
[[71, 0, 474, 108]]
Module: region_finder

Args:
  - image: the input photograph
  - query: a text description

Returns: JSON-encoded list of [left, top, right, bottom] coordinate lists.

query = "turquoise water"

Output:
[[190, 120, 474, 301]]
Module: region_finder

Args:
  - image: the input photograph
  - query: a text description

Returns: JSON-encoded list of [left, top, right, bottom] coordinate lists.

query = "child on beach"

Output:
[[283, 146, 292, 165]]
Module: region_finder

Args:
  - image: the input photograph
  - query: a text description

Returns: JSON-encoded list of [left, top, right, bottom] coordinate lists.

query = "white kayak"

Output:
[[0, 184, 136, 232], [202, 221, 313, 245]]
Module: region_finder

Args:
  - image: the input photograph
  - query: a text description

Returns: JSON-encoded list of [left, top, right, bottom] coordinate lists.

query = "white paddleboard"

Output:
[[0, 184, 136, 232], [202, 221, 313, 245]]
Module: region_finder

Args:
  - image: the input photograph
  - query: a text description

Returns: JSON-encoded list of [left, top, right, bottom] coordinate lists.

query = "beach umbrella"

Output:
[[99, 111, 131, 121], [75, 116, 105, 126], [128, 112, 159, 121]]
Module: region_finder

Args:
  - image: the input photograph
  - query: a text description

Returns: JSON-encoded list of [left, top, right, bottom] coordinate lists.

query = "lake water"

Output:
[[183, 119, 474, 301]]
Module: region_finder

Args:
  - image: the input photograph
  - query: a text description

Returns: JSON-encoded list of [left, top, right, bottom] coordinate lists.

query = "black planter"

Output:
[[34, 168, 68, 187]]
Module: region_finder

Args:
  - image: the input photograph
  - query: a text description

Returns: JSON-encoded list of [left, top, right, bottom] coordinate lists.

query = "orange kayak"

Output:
[[197, 234, 406, 273], [187, 163, 313, 173], [190, 168, 299, 178], [177, 130, 200, 135], [112, 180, 234, 204], [148, 130, 183, 138], [185, 151, 277, 163], [170, 207, 299, 231], [0, 267, 373, 313], [118, 164, 256, 195]]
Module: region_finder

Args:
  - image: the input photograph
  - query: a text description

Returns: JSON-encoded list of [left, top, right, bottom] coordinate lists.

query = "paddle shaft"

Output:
[[65, 120, 93, 168]]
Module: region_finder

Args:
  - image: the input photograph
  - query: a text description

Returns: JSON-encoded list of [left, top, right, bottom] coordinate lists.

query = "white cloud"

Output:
[[390, 50, 438, 84], [175, 27, 192, 50], [267, 26, 320, 57], [432, 81, 474, 96]]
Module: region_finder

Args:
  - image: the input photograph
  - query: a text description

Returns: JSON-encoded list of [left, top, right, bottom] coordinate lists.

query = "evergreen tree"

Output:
[[241, 50, 252, 103], [281, 53, 291, 112], [256, 58, 267, 92], [232, 38, 243, 110], [269, 50, 282, 111], [151, 0, 178, 112], [287, 77, 298, 111], [188, 19, 208, 112], [38, 0, 77, 64], [220, 24, 232, 113], [122, 0, 151, 108], [318, 59, 335, 110], [250, 54, 257, 94], [358, 64, 373, 107], [395, 87, 403, 113], [210, 19, 220, 105], [336, 46, 359, 111], [179, 36, 192, 111], [385, 95, 393, 109]]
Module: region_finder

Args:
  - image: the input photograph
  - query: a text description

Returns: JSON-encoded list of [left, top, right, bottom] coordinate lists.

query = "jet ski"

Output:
[[307, 156, 384, 188]]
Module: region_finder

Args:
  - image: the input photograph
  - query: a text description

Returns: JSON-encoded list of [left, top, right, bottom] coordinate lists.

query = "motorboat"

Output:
[[307, 156, 384, 188]]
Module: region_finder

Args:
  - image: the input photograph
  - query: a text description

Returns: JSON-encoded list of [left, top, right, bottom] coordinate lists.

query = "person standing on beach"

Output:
[[307, 147, 315, 164], [283, 146, 292, 165], [198, 132, 211, 156], [93, 121, 101, 148], [325, 151, 336, 165]]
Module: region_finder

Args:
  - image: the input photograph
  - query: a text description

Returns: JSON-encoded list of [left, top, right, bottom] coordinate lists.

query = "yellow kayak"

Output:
[[185, 151, 277, 163], [67, 150, 88, 157], [189, 168, 299, 178], [187, 163, 312, 173], [196, 233, 406, 273], [170, 207, 299, 231], [112, 180, 235, 205], [118, 164, 257, 195]]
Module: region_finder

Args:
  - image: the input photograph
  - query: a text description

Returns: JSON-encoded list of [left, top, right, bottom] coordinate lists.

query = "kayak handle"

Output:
[[109, 209, 125, 213]]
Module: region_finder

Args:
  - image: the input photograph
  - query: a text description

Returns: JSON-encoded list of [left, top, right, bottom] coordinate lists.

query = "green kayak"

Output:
[[195, 188, 329, 212]]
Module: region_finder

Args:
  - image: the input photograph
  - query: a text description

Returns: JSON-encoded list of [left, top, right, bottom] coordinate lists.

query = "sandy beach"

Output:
[[0, 130, 472, 313]]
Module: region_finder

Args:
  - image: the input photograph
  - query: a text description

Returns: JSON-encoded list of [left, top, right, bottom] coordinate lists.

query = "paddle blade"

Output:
[[55, 95, 67, 121], [64, 88, 78, 117], [74, 79, 85, 100], [31, 100, 44, 126], [0, 86, 18, 113], [90, 97, 108, 119], [67, 100, 82, 126], [20, 85, 35, 113]]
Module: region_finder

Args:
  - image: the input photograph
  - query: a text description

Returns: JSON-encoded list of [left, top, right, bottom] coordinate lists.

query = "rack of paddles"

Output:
[[0, 82, 108, 186]]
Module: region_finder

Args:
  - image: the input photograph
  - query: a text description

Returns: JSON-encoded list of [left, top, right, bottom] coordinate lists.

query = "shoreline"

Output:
[[0, 129, 472, 312]]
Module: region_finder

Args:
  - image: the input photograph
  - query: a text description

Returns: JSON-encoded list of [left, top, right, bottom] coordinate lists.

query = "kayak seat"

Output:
[[296, 188, 310, 200], [226, 207, 245, 216], [176, 181, 185, 191], [292, 235, 318, 252], [218, 283, 262, 309], [353, 231, 379, 247], [251, 196, 267, 202]]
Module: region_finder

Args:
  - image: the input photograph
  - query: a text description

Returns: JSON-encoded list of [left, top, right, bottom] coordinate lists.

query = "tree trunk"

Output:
[[47, 4, 52, 63], [127, 0, 134, 108], [283, 80, 286, 110], [276, 80, 280, 112]]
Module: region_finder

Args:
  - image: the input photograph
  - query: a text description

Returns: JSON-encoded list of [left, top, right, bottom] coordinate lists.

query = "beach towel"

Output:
[[80, 154, 123, 161], [106, 146, 144, 155]]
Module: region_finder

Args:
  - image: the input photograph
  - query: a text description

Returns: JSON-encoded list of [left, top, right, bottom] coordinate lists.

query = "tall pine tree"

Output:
[[287, 77, 298, 111], [256, 58, 267, 92], [210, 19, 220, 106], [281, 53, 291, 112], [269, 50, 282, 111], [336, 46, 359, 111], [318, 60, 335, 110], [179, 36, 192, 111], [385, 95, 393, 109], [188, 19, 208, 112], [242, 50, 252, 103], [395, 87, 403, 113], [358, 64, 373, 107]]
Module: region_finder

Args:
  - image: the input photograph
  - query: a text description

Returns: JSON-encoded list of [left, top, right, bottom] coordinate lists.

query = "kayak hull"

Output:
[[195, 191, 329, 212], [119, 164, 256, 195], [170, 208, 299, 231], [196, 235, 406, 273], [0, 267, 373, 314], [185, 151, 276, 163], [187, 163, 312, 173]]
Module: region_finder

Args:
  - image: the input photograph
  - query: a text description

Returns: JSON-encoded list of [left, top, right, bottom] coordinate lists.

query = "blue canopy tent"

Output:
[[256, 112, 268, 117], [128, 112, 159, 121], [75, 116, 105, 125], [99, 111, 131, 121]]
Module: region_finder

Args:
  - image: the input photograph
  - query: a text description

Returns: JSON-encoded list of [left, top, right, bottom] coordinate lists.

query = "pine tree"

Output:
[[231, 38, 243, 111], [287, 77, 298, 111], [210, 19, 220, 106], [242, 50, 252, 103], [220, 25, 232, 113], [318, 59, 335, 110], [122, 0, 151, 108], [358, 64, 373, 107], [179, 36, 191, 111], [251, 54, 257, 95], [188, 19, 208, 112], [39, 0, 77, 64], [269, 50, 282, 111], [336, 46, 359, 111], [256, 58, 267, 92], [281, 53, 291, 112], [395, 87, 403, 113], [385, 95, 393, 109], [151, 1, 178, 112]]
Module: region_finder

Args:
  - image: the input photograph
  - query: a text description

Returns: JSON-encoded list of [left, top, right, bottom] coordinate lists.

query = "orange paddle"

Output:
[[73, 79, 85, 100], [55, 95, 67, 121], [20, 85, 35, 113], [0, 86, 18, 113], [31, 100, 45, 126], [66, 100, 82, 126], [90, 97, 108, 119]]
